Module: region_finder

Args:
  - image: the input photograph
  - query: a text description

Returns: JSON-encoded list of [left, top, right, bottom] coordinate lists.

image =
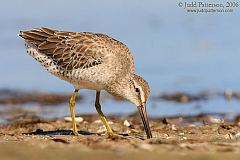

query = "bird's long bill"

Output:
[[137, 103, 152, 139]]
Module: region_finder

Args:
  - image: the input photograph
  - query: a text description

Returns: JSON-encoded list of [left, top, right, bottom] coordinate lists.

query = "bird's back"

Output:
[[19, 28, 135, 90]]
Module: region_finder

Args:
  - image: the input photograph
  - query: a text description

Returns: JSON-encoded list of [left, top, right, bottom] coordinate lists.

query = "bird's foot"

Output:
[[106, 132, 124, 140], [71, 128, 80, 136]]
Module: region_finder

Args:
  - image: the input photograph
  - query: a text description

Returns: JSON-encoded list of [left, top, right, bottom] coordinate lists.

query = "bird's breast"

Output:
[[72, 79, 105, 91]]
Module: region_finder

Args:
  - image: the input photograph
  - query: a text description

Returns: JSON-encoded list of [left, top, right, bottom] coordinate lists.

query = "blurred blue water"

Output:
[[0, 0, 239, 117]]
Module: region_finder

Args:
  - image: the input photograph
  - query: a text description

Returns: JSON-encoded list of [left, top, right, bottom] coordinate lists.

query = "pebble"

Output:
[[171, 124, 177, 130], [93, 120, 113, 124], [208, 117, 224, 123], [178, 132, 184, 136], [83, 121, 88, 124], [123, 120, 131, 127], [235, 132, 240, 138], [124, 130, 131, 134], [97, 126, 106, 133], [108, 121, 114, 125], [224, 133, 233, 140], [163, 133, 169, 137], [93, 120, 102, 124], [64, 117, 84, 123]]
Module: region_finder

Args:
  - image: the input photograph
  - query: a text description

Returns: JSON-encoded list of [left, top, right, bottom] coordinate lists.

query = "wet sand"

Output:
[[1, 113, 240, 160]]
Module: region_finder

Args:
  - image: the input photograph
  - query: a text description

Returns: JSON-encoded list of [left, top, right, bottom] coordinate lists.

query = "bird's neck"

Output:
[[105, 75, 131, 100]]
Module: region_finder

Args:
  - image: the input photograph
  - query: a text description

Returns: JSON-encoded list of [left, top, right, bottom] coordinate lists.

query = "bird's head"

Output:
[[124, 74, 152, 139], [106, 74, 152, 139], [124, 75, 150, 106]]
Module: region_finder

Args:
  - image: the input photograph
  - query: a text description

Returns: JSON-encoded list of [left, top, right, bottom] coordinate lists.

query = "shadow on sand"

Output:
[[24, 129, 130, 137], [25, 129, 95, 136]]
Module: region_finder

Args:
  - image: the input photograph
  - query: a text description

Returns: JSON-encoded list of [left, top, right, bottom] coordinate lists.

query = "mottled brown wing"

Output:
[[19, 27, 105, 70]]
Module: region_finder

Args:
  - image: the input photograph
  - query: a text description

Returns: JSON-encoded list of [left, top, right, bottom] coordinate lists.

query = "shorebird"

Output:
[[19, 28, 152, 139]]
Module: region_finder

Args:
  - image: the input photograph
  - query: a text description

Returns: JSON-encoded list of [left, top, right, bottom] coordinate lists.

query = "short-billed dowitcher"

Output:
[[19, 28, 152, 139]]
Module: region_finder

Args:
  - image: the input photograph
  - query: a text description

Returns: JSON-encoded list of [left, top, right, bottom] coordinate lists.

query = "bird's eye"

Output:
[[135, 88, 140, 93]]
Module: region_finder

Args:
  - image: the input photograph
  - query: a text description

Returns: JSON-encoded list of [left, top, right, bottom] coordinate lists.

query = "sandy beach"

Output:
[[1, 112, 240, 160]]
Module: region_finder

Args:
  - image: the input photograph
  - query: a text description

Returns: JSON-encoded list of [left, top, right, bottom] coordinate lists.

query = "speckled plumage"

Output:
[[19, 28, 135, 91], [19, 27, 152, 138]]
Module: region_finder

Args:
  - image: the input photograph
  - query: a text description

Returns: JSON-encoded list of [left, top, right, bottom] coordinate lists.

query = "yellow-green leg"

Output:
[[69, 89, 79, 135], [95, 91, 114, 137]]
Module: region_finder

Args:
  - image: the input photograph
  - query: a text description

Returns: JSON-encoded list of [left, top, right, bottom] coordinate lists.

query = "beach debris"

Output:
[[97, 126, 107, 133], [162, 118, 169, 125], [220, 124, 232, 130], [93, 120, 113, 125], [171, 124, 177, 131], [153, 89, 240, 103], [123, 120, 131, 127], [64, 117, 84, 123], [0, 89, 82, 105], [156, 92, 208, 103], [208, 117, 224, 124], [235, 132, 240, 139], [93, 120, 102, 124], [123, 130, 131, 134], [1, 88, 240, 106], [178, 132, 184, 136], [108, 121, 114, 125], [223, 134, 233, 140], [225, 89, 233, 101]]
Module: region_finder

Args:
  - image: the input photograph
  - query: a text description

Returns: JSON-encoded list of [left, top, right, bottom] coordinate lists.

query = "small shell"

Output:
[[64, 116, 84, 123], [123, 120, 131, 127]]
